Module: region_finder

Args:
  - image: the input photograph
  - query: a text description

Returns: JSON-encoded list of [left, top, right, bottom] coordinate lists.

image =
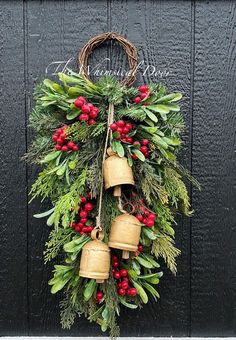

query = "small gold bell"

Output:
[[103, 148, 134, 196], [79, 229, 110, 283], [108, 213, 141, 259]]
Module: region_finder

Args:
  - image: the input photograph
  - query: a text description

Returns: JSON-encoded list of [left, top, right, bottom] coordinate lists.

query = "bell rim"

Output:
[[108, 241, 138, 252], [105, 179, 135, 190], [79, 270, 109, 280]]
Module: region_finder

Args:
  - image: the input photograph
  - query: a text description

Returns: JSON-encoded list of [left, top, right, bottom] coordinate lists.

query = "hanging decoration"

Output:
[[25, 32, 200, 337]]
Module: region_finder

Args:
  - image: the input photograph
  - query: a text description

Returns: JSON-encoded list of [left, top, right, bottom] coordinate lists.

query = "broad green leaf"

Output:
[[46, 212, 55, 226], [84, 279, 97, 301], [128, 269, 138, 280], [112, 140, 124, 157], [142, 254, 160, 268], [142, 227, 157, 240], [68, 87, 81, 96], [34, 207, 54, 218], [69, 160, 77, 170], [165, 103, 180, 112], [50, 278, 70, 294], [119, 297, 138, 309], [144, 108, 158, 122], [132, 281, 148, 303], [138, 273, 159, 280], [142, 282, 160, 301], [155, 92, 182, 103], [152, 135, 169, 149], [58, 72, 82, 84], [56, 163, 67, 176], [43, 79, 64, 94], [41, 150, 61, 163], [127, 153, 133, 167], [132, 149, 145, 161], [66, 110, 80, 120], [148, 104, 170, 114], [162, 137, 181, 146], [136, 256, 153, 269], [140, 125, 158, 135]]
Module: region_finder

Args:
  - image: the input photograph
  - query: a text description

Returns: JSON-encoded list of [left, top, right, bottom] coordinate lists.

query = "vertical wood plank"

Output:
[[191, 1, 236, 336], [0, 0, 28, 335], [26, 0, 108, 336], [109, 0, 193, 336]]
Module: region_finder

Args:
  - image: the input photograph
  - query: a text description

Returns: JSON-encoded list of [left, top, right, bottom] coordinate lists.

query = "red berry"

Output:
[[80, 211, 88, 218], [87, 103, 94, 110], [72, 145, 79, 152], [117, 120, 125, 128], [60, 133, 66, 140], [135, 214, 143, 222], [121, 281, 129, 289], [55, 144, 61, 151], [80, 196, 87, 203], [134, 97, 141, 104], [113, 262, 119, 268], [122, 127, 129, 134], [71, 222, 76, 229], [93, 107, 99, 114], [88, 119, 95, 125], [80, 218, 87, 224], [57, 138, 64, 145], [110, 123, 117, 131], [57, 128, 63, 135], [82, 227, 88, 233], [117, 127, 123, 134], [138, 244, 144, 252], [139, 85, 149, 93], [67, 141, 75, 149], [129, 288, 137, 296], [52, 134, 58, 142], [148, 213, 156, 221], [87, 226, 93, 233], [89, 110, 98, 119], [112, 255, 118, 261], [79, 231, 84, 236], [81, 104, 91, 114], [78, 222, 84, 228], [123, 277, 129, 282], [79, 113, 89, 121], [118, 288, 126, 296], [143, 218, 148, 225], [146, 219, 154, 228], [141, 139, 149, 146], [113, 272, 120, 280], [122, 138, 127, 142], [125, 123, 133, 130], [61, 145, 68, 152], [74, 96, 85, 108], [126, 137, 133, 143], [140, 92, 148, 100], [133, 141, 140, 146], [140, 146, 148, 154], [96, 291, 103, 299], [132, 154, 138, 159], [75, 226, 81, 232], [112, 268, 115, 273], [84, 203, 93, 211], [120, 269, 128, 277]]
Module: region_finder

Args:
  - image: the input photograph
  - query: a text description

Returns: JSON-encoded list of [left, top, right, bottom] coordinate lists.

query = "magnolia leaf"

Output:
[[136, 256, 153, 269], [132, 281, 148, 303], [34, 207, 54, 218], [132, 149, 145, 161], [41, 150, 61, 163]]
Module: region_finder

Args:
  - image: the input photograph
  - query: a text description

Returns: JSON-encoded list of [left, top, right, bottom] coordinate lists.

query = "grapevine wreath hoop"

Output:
[[26, 32, 200, 337]]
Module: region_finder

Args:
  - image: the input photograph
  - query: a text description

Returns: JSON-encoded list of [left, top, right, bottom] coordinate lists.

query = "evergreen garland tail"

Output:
[[27, 70, 199, 337]]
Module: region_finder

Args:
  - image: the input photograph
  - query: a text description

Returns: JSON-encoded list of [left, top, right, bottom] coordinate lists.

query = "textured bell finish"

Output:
[[103, 148, 134, 196], [79, 231, 110, 283], [108, 214, 141, 259]]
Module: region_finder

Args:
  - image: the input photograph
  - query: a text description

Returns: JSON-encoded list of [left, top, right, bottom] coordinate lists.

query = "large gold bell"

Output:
[[108, 214, 141, 259], [79, 230, 110, 283], [103, 148, 134, 196]]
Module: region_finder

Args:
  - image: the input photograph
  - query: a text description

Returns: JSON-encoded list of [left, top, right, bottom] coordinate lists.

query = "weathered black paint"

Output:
[[0, 0, 235, 337]]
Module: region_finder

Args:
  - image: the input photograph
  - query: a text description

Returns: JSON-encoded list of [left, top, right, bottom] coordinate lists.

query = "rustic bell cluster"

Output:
[[79, 146, 141, 283]]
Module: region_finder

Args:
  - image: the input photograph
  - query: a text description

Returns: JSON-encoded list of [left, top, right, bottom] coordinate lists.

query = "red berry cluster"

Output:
[[74, 96, 99, 125], [135, 201, 156, 228], [53, 126, 79, 152], [132, 139, 150, 159], [96, 291, 104, 303], [112, 256, 137, 297], [110, 120, 133, 142], [134, 84, 150, 103], [71, 196, 94, 236]]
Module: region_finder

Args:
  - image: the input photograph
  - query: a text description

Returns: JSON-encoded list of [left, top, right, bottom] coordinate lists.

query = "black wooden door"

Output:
[[0, 0, 235, 337]]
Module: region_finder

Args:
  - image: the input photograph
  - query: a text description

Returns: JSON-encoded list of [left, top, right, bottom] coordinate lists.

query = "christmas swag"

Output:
[[26, 33, 199, 337]]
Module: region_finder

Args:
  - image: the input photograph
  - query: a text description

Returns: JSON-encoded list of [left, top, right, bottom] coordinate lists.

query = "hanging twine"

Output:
[[78, 32, 139, 235]]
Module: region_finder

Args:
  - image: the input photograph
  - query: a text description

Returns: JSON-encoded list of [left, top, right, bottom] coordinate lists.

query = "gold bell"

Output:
[[103, 147, 134, 196], [108, 214, 141, 259], [79, 229, 110, 283]]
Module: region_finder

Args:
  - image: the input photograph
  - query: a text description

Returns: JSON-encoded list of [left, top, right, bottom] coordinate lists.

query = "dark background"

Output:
[[0, 0, 236, 337]]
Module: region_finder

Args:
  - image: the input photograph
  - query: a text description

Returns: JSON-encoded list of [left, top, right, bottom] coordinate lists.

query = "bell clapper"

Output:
[[122, 250, 130, 259], [96, 279, 104, 283], [114, 185, 122, 197]]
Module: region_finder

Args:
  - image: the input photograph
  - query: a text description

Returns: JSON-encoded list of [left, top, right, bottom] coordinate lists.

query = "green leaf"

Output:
[[84, 279, 97, 301], [152, 135, 169, 149], [144, 108, 158, 122], [140, 125, 158, 135], [112, 140, 124, 157], [142, 254, 160, 268], [165, 103, 180, 112], [46, 212, 55, 226], [138, 273, 159, 280], [136, 256, 153, 269], [56, 162, 67, 176], [132, 281, 148, 303], [41, 150, 61, 163], [128, 269, 138, 280], [148, 104, 170, 114], [43, 79, 64, 94], [66, 110, 80, 120], [127, 153, 133, 167], [33, 207, 55, 218], [142, 227, 157, 240], [132, 149, 145, 161], [119, 297, 138, 309], [142, 282, 160, 300], [155, 92, 182, 103], [162, 137, 181, 146]]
